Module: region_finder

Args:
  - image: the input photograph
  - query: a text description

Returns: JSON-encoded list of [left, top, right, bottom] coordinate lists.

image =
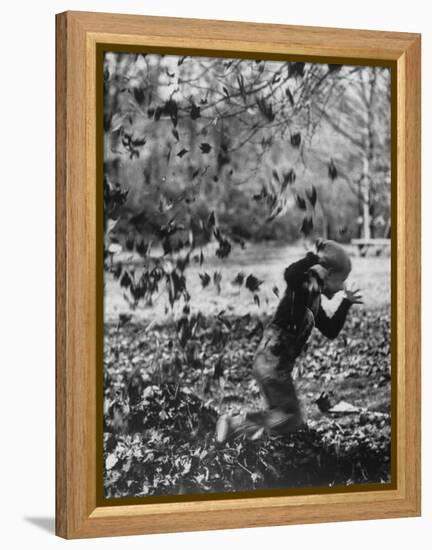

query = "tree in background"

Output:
[[314, 66, 391, 239]]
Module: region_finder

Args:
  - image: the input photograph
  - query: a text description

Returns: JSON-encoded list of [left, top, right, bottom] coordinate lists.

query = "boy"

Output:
[[216, 239, 363, 443]]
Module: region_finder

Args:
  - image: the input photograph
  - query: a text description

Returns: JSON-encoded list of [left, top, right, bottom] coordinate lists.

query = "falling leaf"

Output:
[[125, 235, 134, 252], [315, 392, 332, 413], [285, 87, 294, 107], [231, 272, 245, 286], [190, 102, 201, 120], [328, 159, 338, 180], [120, 271, 132, 289], [253, 187, 268, 201], [283, 169, 296, 186], [113, 263, 123, 280], [213, 228, 232, 259], [253, 294, 261, 307], [306, 186, 317, 207], [300, 216, 314, 236], [237, 74, 246, 101], [176, 253, 190, 272], [154, 105, 163, 121], [200, 143, 212, 154], [290, 132, 301, 148], [296, 195, 307, 211], [245, 274, 263, 292], [208, 211, 216, 227], [131, 136, 146, 147], [199, 272, 211, 288], [256, 97, 275, 122], [177, 148, 189, 158], [164, 98, 178, 127], [272, 169, 280, 183], [272, 286, 280, 298], [162, 238, 172, 255], [213, 271, 222, 294], [288, 62, 305, 78], [118, 313, 132, 327], [129, 148, 140, 160], [135, 239, 150, 256]]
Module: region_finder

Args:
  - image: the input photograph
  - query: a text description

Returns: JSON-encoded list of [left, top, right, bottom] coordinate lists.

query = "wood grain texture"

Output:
[[403, 36, 421, 513], [67, 10, 419, 60], [55, 11, 421, 539], [55, 12, 68, 538]]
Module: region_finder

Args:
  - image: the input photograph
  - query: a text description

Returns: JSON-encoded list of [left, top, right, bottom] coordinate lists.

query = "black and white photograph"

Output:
[[102, 50, 392, 500]]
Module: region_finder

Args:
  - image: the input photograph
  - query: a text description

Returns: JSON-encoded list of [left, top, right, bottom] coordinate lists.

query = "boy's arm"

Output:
[[274, 254, 320, 330], [284, 252, 319, 287], [315, 299, 352, 339]]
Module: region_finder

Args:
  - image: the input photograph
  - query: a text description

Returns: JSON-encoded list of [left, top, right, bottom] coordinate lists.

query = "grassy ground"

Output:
[[103, 243, 391, 498]]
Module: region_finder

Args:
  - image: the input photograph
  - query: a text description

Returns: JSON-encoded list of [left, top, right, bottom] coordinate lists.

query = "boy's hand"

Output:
[[302, 242, 319, 261], [305, 250, 319, 262], [315, 238, 325, 253], [314, 238, 327, 264], [344, 284, 363, 305]]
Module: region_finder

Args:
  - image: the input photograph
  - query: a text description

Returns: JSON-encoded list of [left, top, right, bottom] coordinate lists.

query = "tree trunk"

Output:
[[362, 156, 371, 240]]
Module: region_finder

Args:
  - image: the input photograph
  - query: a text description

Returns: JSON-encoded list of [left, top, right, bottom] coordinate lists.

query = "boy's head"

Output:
[[310, 239, 352, 299]]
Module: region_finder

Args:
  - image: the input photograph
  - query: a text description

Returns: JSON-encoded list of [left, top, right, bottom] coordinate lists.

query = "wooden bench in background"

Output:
[[351, 238, 391, 256]]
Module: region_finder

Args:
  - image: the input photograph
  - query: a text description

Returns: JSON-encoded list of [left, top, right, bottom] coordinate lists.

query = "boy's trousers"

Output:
[[228, 311, 315, 438]]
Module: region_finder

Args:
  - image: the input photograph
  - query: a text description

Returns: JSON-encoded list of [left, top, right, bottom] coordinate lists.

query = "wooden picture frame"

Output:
[[56, 11, 421, 539]]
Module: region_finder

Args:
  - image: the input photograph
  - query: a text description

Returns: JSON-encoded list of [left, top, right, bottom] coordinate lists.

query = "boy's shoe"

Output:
[[216, 414, 266, 443], [215, 414, 232, 444], [249, 427, 265, 441]]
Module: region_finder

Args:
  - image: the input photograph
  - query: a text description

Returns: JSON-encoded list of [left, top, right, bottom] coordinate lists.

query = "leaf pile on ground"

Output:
[[104, 306, 391, 498]]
